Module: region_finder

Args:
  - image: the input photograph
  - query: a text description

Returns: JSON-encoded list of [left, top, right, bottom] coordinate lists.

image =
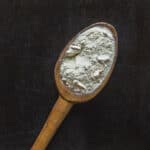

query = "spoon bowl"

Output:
[[55, 22, 118, 103]]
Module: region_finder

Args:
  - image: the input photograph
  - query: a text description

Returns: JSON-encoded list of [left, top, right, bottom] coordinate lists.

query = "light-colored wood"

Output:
[[31, 96, 73, 150], [31, 22, 118, 150]]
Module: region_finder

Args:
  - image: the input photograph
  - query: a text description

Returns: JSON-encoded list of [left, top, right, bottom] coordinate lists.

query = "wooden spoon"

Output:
[[31, 22, 118, 150]]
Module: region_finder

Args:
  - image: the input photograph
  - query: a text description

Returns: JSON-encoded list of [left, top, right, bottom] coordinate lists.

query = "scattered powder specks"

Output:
[[60, 26, 115, 95]]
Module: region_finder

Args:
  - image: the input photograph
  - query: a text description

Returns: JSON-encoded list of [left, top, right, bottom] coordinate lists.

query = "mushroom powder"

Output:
[[60, 26, 115, 95]]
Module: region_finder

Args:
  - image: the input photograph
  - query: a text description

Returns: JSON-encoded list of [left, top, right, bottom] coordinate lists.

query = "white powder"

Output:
[[60, 26, 115, 95]]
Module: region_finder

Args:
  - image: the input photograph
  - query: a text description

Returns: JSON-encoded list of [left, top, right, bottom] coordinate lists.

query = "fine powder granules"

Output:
[[60, 26, 115, 95]]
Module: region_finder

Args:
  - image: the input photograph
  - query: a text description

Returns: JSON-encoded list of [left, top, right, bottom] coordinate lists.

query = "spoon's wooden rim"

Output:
[[54, 22, 118, 103]]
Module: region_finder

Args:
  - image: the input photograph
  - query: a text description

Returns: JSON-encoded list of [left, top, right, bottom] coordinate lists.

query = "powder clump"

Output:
[[60, 26, 115, 95]]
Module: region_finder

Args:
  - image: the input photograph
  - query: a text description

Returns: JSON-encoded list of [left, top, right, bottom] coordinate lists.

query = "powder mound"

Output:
[[60, 26, 115, 95]]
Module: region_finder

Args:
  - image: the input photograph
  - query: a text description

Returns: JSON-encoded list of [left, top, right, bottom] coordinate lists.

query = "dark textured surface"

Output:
[[0, 0, 150, 149]]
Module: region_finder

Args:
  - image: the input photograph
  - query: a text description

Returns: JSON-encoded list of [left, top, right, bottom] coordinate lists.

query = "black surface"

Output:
[[0, 0, 150, 149]]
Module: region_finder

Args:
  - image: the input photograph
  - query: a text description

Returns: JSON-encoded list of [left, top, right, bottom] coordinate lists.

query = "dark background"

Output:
[[0, 0, 150, 149]]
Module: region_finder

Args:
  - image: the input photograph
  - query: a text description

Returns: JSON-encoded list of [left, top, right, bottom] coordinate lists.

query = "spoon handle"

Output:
[[31, 96, 73, 150]]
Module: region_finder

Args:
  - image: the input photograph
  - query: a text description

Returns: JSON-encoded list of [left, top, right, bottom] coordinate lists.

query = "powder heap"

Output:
[[60, 26, 115, 95]]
